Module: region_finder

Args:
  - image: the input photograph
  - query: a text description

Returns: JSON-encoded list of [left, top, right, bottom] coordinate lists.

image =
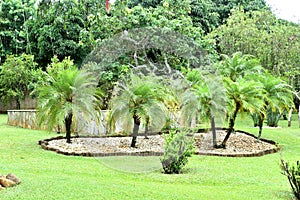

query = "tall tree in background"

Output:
[[0, 54, 37, 109], [0, 0, 35, 64]]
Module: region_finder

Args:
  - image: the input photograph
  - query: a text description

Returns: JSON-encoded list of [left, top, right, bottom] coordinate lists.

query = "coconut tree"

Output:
[[109, 74, 168, 148], [36, 68, 101, 143], [218, 77, 265, 148]]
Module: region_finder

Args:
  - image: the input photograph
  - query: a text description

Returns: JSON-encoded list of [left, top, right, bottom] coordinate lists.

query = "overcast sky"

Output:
[[265, 0, 300, 23]]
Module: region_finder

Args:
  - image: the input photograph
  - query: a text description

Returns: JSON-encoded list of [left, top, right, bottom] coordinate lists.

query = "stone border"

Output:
[[38, 129, 279, 157]]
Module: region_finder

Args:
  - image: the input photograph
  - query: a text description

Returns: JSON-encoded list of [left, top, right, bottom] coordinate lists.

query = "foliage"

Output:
[[128, 0, 269, 33], [250, 73, 294, 136], [0, 0, 36, 63], [0, 53, 37, 108], [27, 0, 98, 67], [216, 53, 265, 147], [217, 52, 263, 81], [161, 130, 194, 174], [281, 159, 300, 200], [209, 8, 300, 88], [109, 74, 168, 147], [181, 68, 226, 127], [36, 68, 101, 143], [266, 107, 281, 127]]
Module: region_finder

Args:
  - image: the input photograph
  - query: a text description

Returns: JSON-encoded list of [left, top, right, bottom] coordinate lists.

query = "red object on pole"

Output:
[[106, 0, 110, 12]]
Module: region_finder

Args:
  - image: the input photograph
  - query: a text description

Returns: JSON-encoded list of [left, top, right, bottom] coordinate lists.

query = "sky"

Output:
[[265, 0, 300, 23]]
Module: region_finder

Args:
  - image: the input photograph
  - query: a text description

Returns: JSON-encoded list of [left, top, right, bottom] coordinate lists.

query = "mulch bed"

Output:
[[38, 129, 279, 157]]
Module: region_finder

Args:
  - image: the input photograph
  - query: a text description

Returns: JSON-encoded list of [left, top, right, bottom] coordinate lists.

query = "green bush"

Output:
[[161, 130, 194, 174], [281, 159, 300, 200]]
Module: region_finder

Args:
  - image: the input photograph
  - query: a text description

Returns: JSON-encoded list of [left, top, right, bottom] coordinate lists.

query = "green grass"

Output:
[[0, 114, 299, 199]]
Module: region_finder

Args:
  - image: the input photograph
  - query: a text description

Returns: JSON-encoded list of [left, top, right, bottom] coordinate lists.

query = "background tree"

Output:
[[0, 0, 36, 64], [0, 54, 37, 109], [37, 68, 101, 143], [209, 8, 300, 90]]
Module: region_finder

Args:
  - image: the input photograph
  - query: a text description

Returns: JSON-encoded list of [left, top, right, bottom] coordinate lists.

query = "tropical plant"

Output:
[[109, 74, 168, 147], [161, 130, 194, 174], [182, 70, 226, 123], [216, 52, 263, 81], [250, 73, 294, 137], [216, 52, 265, 147], [218, 77, 264, 148], [281, 159, 300, 200], [36, 68, 101, 143]]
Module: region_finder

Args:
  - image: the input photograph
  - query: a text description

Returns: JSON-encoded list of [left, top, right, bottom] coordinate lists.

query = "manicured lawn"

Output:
[[0, 114, 299, 199]]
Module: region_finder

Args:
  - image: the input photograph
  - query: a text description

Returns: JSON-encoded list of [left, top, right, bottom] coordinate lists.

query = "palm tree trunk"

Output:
[[219, 103, 240, 148], [131, 115, 141, 148], [258, 114, 264, 139], [144, 117, 149, 139], [211, 116, 217, 147], [65, 113, 73, 144]]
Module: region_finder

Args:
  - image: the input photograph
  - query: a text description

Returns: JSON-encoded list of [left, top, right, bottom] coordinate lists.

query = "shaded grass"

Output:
[[0, 114, 299, 199]]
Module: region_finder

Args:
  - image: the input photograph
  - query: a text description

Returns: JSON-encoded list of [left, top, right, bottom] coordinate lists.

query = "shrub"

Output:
[[161, 130, 194, 174], [281, 159, 300, 200]]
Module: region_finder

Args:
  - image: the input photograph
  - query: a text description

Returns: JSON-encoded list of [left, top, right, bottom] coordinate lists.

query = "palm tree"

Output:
[[109, 74, 168, 148], [251, 73, 294, 138], [218, 77, 264, 148], [36, 68, 101, 143], [181, 69, 226, 147], [215, 52, 266, 148], [217, 52, 263, 81]]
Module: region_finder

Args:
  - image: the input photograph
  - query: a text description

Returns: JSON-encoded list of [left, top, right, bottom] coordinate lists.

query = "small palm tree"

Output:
[[218, 77, 265, 148], [181, 69, 226, 147], [37, 68, 101, 143], [109, 74, 168, 148], [217, 52, 263, 81], [251, 73, 294, 138]]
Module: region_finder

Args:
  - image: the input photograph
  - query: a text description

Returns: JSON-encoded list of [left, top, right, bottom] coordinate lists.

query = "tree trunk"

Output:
[[219, 103, 240, 148], [144, 117, 149, 139], [15, 98, 20, 110], [131, 114, 141, 148], [298, 105, 300, 128], [65, 113, 73, 144], [288, 108, 293, 127], [258, 114, 264, 139], [211, 116, 217, 147]]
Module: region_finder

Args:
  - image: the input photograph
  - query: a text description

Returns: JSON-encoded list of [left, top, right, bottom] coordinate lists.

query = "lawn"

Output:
[[0, 114, 299, 199]]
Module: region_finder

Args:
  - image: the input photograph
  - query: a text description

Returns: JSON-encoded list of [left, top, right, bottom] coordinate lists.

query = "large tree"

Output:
[[209, 8, 300, 84], [0, 0, 36, 63]]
